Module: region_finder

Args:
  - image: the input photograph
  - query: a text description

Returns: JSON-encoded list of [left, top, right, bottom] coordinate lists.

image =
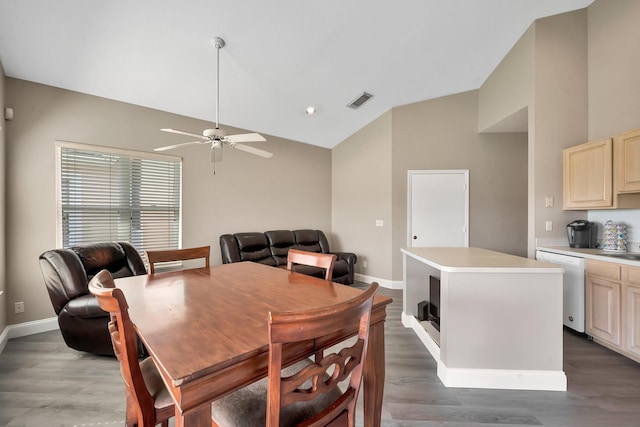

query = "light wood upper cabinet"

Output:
[[614, 128, 640, 193], [563, 138, 613, 209]]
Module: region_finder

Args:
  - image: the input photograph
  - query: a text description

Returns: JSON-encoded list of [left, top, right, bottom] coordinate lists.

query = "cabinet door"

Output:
[[626, 285, 640, 357], [586, 276, 621, 346], [614, 128, 640, 193], [563, 138, 613, 209]]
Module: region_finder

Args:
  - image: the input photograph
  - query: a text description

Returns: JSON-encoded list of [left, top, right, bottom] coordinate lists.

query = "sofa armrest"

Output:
[[331, 251, 357, 266], [219, 234, 241, 264], [119, 241, 148, 275], [39, 249, 89, 314]]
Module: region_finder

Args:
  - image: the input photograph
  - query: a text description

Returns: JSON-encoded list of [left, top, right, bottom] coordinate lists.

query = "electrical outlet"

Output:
[[14, 301, 24, 314], [363, 261, 367, 269], [545, 221, 553, 231]]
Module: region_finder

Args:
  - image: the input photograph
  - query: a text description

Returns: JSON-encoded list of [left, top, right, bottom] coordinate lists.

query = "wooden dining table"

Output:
[[114, 261, 392, 426]]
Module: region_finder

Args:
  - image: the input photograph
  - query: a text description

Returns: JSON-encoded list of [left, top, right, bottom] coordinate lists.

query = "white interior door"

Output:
[[408, 170, 469, 247]]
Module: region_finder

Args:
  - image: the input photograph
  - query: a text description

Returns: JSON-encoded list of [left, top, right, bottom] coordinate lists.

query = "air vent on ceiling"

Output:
[[347, 91, 373, 109]]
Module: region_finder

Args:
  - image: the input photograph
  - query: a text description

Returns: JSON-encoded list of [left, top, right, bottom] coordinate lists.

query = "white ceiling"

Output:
[[0, 0, 593, 149]]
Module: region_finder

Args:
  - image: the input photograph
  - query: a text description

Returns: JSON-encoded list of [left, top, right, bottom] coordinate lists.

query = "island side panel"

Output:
[[441, 271, 563, 371], [404, 253, 440, 318]]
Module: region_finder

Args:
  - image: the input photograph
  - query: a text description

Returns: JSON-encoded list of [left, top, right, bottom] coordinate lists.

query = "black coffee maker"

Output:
[[567, 220, 596, 248]]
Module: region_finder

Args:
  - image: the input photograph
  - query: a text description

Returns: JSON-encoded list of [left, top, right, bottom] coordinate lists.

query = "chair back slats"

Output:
[[266, 282, 378, 427], [287, 249, 337, 281], [145, 246, 210, 274]]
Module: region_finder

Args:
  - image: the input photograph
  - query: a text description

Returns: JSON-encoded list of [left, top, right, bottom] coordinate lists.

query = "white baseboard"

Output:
[[354, 273, 403, 289], [440, 365, 567, 391], [0, 317, 59, 354], [402, 311, 567, 391]]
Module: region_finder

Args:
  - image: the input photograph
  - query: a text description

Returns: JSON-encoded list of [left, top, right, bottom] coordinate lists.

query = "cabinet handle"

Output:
[[413, 236, 417, 240]]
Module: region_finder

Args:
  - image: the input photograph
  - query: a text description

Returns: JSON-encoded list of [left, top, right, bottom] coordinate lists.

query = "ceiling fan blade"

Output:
[[160, 128, 207, 140], [228, 142, 274, 158], [154, 141, 202, 151], [224, 133, 266, 143]]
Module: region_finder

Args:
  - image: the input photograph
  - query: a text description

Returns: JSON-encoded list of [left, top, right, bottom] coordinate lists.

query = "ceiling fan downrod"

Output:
[[212, 37, 225, 131]]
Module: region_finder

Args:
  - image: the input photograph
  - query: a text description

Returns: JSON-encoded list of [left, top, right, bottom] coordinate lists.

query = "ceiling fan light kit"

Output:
[[155, 37, 273, 162]]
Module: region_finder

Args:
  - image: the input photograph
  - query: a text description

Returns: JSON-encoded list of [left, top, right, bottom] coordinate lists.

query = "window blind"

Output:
[[56, 141, 182, 264]]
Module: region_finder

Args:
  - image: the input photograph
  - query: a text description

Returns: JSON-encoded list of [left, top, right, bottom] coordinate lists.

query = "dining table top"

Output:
[[114, 261, 391, 388]]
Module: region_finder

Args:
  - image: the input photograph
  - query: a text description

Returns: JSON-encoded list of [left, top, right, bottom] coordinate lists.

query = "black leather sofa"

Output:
[[39, 242, 148, 356], [219, 229, 357, 285]]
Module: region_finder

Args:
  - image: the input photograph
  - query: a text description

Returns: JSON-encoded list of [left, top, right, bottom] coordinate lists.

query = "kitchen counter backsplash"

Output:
[[589, 209, 639, 253]]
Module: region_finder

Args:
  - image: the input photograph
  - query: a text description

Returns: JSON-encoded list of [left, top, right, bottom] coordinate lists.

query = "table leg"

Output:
[[363, 320, 385, 427], [175, 403, 211, 427]]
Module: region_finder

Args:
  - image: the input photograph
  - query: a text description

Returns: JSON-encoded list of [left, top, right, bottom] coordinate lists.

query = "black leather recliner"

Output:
[[39, 242, 147, 356], [219, 229, 357, 285]]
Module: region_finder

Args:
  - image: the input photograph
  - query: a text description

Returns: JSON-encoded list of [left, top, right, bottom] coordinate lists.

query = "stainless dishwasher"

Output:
[[536, 250, 586, 333]]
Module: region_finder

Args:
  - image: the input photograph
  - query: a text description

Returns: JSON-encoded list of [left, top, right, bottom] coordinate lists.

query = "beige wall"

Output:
[[333, 90, 529, 283], [478, 27, 534, 133], [5, 78, 331, 325], [332, 111, 393, 280], [0, 63, 6, 333], [531, 9, 588, 256], [588, 0, 640, 140], [391, 91, 528, 280], [479, 9, 589, 257]]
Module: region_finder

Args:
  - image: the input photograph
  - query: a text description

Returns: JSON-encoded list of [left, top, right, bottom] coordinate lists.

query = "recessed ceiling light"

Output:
[[305, 106, 316, 115]]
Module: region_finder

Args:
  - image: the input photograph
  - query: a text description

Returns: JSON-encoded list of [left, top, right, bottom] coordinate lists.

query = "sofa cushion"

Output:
[[294, 230, 324, 253], [235, 233, 276, 266], [265, 230, 297, 266]]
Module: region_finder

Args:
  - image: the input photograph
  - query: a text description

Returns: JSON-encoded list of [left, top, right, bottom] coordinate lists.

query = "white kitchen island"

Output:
[[401, 247, 566, 391]]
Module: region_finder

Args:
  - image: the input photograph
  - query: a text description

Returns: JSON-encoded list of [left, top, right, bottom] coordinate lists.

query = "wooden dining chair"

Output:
[[211, 282, 379, 427], [88, 269, 175, 427], [145, 245, 210, 274], [286, 248, 337, 281]]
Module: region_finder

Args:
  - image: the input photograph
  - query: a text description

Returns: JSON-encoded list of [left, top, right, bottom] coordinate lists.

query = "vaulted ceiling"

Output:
[[0, 0, 593, 148]]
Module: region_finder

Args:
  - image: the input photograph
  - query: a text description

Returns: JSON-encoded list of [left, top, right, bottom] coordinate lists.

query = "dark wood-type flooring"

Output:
[[1, 284, 640, 426]]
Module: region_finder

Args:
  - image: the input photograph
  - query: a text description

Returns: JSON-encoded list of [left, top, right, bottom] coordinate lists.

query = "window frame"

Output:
[[55, 140, 183, 264]]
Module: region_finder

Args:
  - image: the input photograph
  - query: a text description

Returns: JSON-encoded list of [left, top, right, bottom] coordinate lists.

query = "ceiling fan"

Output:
[[155, 37, 273, 161]]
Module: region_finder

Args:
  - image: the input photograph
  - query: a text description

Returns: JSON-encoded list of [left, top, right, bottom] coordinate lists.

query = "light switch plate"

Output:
[[375, 220, 384, 227], [545, 197, 554, 208]]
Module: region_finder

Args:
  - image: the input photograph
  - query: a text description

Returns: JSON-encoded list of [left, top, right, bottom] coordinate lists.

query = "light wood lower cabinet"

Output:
[[586, 259, 640, 362], [626, 285, 640, 357], [586, 275, 621, 346]]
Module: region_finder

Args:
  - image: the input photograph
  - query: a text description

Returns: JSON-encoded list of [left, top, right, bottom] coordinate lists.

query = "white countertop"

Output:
[[401, 247, 563, 273], [536, 246, 640, 267]]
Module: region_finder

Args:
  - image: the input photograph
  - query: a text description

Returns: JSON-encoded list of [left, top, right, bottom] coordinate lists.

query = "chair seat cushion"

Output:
[[140, 357, 174, 411], [211, 358, 342, 427]]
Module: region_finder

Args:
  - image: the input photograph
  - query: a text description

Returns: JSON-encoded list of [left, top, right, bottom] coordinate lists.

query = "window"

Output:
[[56, 141, 182, 264]]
